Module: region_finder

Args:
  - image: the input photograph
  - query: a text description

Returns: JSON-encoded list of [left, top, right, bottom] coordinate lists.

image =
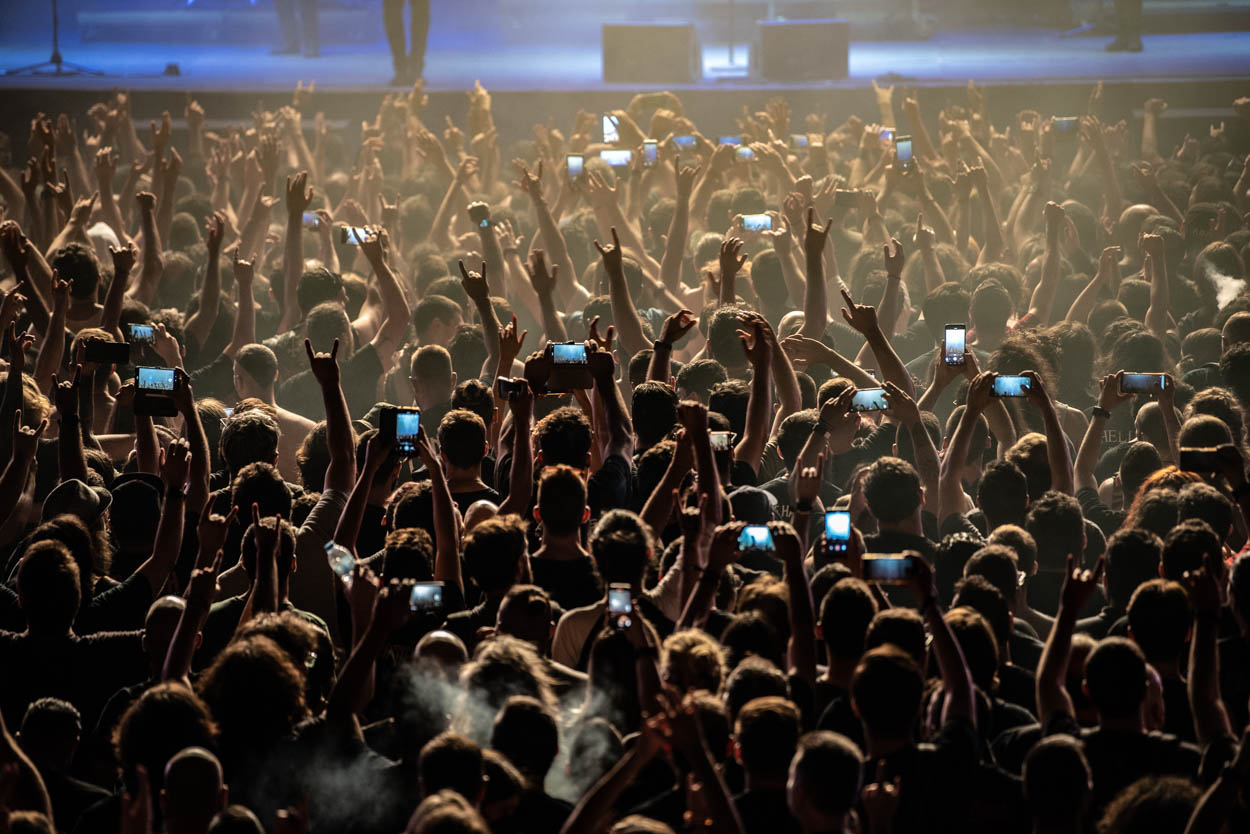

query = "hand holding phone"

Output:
[[850, 388, 889, 412], [381, 406, 422, 457], [824, 511, 851, 554], [1119, 373, 1167, 395], [608, 583, 632, 630], [991, 375, 1031, 398], [861, 554, 917, 585], [943, 325, 966, 367], [738, 525, 775, 552]]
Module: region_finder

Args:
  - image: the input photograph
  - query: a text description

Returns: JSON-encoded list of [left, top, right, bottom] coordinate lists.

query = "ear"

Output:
[[450, 371, 458, 390]]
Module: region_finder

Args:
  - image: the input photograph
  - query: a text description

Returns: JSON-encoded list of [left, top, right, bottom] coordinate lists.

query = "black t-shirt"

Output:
[[733, 787, 801, 834], [189, 351, 237, 404], [531, 556, 603, 613], [442, 599, 500, 653], [451, 485, 501, 516], [589, 454, 634, 518], [1043, 711, 1201, 815], [277, 343, 384, 420], [1028, 571, 1107, 619], [1078, 486, 1124, 538], [863, 717, 980, 833]]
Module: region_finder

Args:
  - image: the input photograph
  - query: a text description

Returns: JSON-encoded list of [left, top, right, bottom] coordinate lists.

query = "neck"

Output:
[[821, 656, 859, 689], [536, 535, 587, 559], [1099, 713, 1145, 734], [880, 512, 922, 537], [1151, 658, 1183, 679], [258, 387, 276, 405]]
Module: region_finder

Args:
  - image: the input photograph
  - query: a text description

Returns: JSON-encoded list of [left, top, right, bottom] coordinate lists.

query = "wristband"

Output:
[[653, 339, 672, 352], [794, 500, 814, 514], [1091, 406, 1112, 420]]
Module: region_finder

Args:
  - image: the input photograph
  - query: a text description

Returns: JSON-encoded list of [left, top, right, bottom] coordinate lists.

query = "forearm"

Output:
[[226, 283, 256, 357], [925, 599, 976, 724], [279, 214, 302, 332], [646, 342, 672, 385], [427, 461, 463, 595], [326, 621, 388, 724], [33, 315, 66, 394], [1188, 613, 1232, 744], [135, 414, 159, 474], [1145, 255, 1170, 340], [909, 420, 942, 512], [1041, 406, 1074, 494], [639, 463, 685, 537], [333, 471, 373, 554], [100, 265, 131, 340], [186, 250, 221, 347], [1074, 415, 1106, 491], [57, 415, 88, 483], [134, 207, 161, 305], [866, 328, 914, 398], [1182, 779, 1240, 834], [979, 193, 1005, 264], [162, 595, 210, 682], [770, 349, 803, 422], [904, 103, 939, 160], [1065, 275, 1105, 324], [1142, 112, 1161, 160], [734, 363, 771, 470], [560, 747, 655, 834], [939, 411, 977, 523], [607, 270, 649, 359], [919, 247, 946, 295], [0, 457, 35, 530], [497, 415, 534, 517], [800, 251, 829, 340], [783, 552, 817, 685], [777, 248, 806, 314], [136, 490, 186, 593], [660, 200, 689, 294], [536, 291, 568, 344], [1037, 604, 1078, 719]]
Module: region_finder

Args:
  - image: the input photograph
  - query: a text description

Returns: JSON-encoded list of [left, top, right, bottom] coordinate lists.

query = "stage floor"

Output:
[[1, 26, 1248, 93]]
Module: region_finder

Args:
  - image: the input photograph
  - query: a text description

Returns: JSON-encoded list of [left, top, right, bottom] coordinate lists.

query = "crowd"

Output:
[[0, 77, 1249, 834]]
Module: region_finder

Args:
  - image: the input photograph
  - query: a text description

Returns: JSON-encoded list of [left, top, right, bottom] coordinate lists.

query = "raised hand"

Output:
[[882, 380, 921, 425], [499, 314, 527, 369], [1059, 553, 1105, 614], [458, 259, 490, 303], [197, 498, 239, 564], [304, 337, 341, 387], [110, 241, 137, 277], [11, 411, 47, 462], [840, 288, 879, 336], [285, 170, 313, 217], [205, 211, 225, 256], [792, 451, 825, 507], [525, 250, 558, 297], [4, 324, 36, 376], [232, 248, 255, 288], [676, 164, 699, 200], [51, 364, 82, 418], [150, 111, 172, 158], [818, 388, 860, 451], [676, 399, 709, 434], [719, 236, 747, 279], [1021, 369, 1053, 411], [160, 438, 191, 492], [883, 237, 905, 277], [587, 316, 615, 355], [593, 227, 624, 274], [660, 309, 697, 345], [1097, 373, 1133, 412], [737, 318, 772, 369], [913, 211, 935, 252]]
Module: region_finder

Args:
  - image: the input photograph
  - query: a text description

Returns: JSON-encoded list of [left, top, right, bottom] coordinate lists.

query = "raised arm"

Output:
[[1077, 374, 1130, 491], [1142, 235, 1171, 343], [660, 165, 698, 294], [306, 339, 357, 493], [1024, 202, 1065, 328], [524, 250, 569, 344], [1023, 370, 1074, 495], [841, 288, 915, 398], [100, 242, 136, 342], [648, 310, 696, 384], [774, 521, 817, 688], [359, 230, 413, 367], [414, 427, 463, 597], [52, 364, 88, 484], [279, 172, 313, 334], [172, 369, 210, 511], [184, 212, 225, 350], [334, 432, 394, 556], [800, 208, 833, 340], [1186, 565, 1233, 745], [131, 192, 163, 306], [223, 250, 256, 358], [588, 342, 634, 463], [910, 555, 975, 726], [598, 227, 650, 360], [1065, 246, 1120, 324], [0, 415, 46, 532], [939, 374, 992, 525], [134, 440, 190, 595], [162, 550, 222, 686], [885, 382, 940, 513], [1036, 555, 1103, 721], [496, 382, 535, 518]]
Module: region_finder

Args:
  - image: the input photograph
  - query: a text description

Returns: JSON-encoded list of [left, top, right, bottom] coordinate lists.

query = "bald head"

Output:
[[415, 629, 469, 672], [162, 747, 226, 834], [496, 585, 554, 650]]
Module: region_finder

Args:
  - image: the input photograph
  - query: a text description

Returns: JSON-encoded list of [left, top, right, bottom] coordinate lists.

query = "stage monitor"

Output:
[[756, 19, 849, 81], [603, 23, 701, 84]]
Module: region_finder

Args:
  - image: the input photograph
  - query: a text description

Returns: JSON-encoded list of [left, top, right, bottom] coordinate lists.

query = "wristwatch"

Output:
[[1091, 405, 1112, 419], [794, 499, 814, 514]]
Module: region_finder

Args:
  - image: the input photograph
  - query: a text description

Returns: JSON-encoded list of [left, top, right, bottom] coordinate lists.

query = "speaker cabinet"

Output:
[[602, 23, 701, 84], [756, 19, 849, 81]]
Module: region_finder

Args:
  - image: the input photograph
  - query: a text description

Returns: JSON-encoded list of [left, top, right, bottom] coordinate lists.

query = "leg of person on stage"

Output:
[[273, 0, 302, 54], [299, 0, 320, 57], [1106, 0, 1144, 52], [408, 0, 431, 82], [383, 0, 410, 84]]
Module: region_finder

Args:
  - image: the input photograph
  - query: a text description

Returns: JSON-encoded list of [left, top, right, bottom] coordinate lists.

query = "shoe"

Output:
[[271, 44, 300, 55]]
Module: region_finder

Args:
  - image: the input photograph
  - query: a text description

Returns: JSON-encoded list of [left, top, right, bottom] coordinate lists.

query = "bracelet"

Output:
[[1091, 406, 1112, 419], [794, 500, 814, 514]]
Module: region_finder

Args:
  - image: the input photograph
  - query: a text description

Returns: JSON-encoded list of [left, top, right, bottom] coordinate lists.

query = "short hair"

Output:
[[735, 696, 800, 779], [296, 266, 343, 317], [1095, 775, 1201, 834], [304, 302, 352, 353], [413, 295, 464, 339], [451, 378, 494, 429], [708, 379, 751, 438], [978, 460, 1029, 528], [864, 608, 926, 665], [631, 383, 679, 449], [789, 732, 863, 818], [1127, 579, 1192, 664], [953, 574, 1013, 652], [818, 578, 878, 660], [419, 732, 483, 801], [777, 410, 820, 470], [661, 629, 727, 694], [1119, 441, 1164, 502], [448, 326, 488, 384], [1025, 491, 1085, 572], [963, 544, 1021, 607], [1005, 433, 1051, 500], [676, 359, 728, 401], [1177, 482, 1233, 543], [17, 541, 80, 634], [723, 656, 789, 723], [51, 243, 101, 300], [944, 606, 1000, 691], [438, 409, 488, 470], [706, 305, 752, 368], [534, 406, 592, 467], [537, 465, 587, 536], [383, 527, 435, 581], [412, 344, 454, 390], [987, 524, 1038, 577], [922, 282, 971, 343], [490, 695, 558, 784], [1023, 735, 1091, 827], [1103, 528, 1163, 608], [230, 462, 292, 521], [234, 344, 278, 390], [851, 645, 924, 739], [1084, 637, 1148, 720], [19, 697, 81, 765], [1161, 519, 1219, 581], [864, 457, 923, 523], [220, 411, 280, 473], [463, 515, 527, 593], [590, 510, 653, 585]]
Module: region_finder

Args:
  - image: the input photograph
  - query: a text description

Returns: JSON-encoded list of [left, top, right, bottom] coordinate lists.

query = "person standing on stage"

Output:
[[384, 0, 430, 84], [274, 0, 319, 57]]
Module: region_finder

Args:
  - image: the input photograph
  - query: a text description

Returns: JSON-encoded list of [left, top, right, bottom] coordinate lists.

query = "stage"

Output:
[[0, 5, 1247, 149]]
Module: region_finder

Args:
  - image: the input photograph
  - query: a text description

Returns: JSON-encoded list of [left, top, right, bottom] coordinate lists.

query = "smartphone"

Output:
[[302, 211, 320, 230], [709, 431, 735, 451], [824, 510, 851, 554], [1053, 116, 1079, 132], [602, 114, 620, 144], [991, 375, 1032, 398], [1179, 446, 1222, 472], [1120, 373, 1166, 395], [879, 127, 894, 144], [128, 323, 155, 345], [496, 377, 528, 400], [834, 189, 857, 208], [790, 134, 810, 149], [850, 387, 889, 413], [895, 135, 914, 172], [552, 343, 588, 365], [735, 146, 755, 161], [718, 136, 741, 146], [642, 139, 658, 167], [861, 554, 917, 585], [84, 339, 129, 365], [380, 406, 421, 456], [340, 226, 372, 246], [136, 366, 177, 392], [673, 135, 697, 150], [738, 525, 775, 552], [409, 581, 444, 612], [608, 582, 632, 630], [599, 149, 633, 168], [325, 541, 354, 586], [567, 153, 585, 180], [742, 213, 773, 232], [944, 324, 966, 367]]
